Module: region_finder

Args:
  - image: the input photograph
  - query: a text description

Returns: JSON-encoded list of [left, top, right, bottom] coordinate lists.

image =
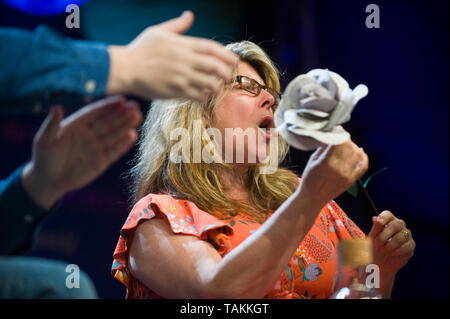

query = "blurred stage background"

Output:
[[0, 0, 448, 298]]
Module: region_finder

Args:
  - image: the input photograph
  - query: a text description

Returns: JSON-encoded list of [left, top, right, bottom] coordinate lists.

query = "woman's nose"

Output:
[[258, 89, 275, 111]]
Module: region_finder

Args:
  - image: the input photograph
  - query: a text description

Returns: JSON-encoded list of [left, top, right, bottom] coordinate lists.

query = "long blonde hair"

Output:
[[130, 41, 299, 223]]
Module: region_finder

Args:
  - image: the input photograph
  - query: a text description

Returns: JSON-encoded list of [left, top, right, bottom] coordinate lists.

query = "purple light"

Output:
[[3, 0, 89, 16]]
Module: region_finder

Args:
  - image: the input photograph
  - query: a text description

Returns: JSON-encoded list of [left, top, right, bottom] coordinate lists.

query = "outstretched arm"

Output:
[[129, 141, 369, 298], [1, 11, 238, 112]]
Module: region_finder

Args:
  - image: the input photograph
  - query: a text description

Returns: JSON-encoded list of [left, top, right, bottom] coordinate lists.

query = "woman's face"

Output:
[[212, 61, 276, 165]]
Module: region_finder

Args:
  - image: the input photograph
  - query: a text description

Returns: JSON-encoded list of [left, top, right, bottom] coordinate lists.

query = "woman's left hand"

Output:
[[368, 210, 416, 276]]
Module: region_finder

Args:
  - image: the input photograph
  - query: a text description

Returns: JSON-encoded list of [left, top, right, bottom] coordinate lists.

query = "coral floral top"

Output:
[[112, 193, 364, 299]]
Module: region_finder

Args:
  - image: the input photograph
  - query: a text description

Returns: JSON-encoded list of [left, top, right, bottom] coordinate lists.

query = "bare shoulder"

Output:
[[129, 217, 201, 261], [134, 217, 177, 238], [130, 217, 221, 257], [127, 217, 222, 298]]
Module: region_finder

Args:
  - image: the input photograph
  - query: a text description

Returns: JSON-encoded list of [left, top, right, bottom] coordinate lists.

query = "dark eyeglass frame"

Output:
[[234, 75, 281, 107]]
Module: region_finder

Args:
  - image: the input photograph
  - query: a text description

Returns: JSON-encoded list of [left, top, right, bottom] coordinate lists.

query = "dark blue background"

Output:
[[0, 0, 448, 298]]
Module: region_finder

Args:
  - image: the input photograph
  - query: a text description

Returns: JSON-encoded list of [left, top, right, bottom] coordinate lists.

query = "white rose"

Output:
[[274, 69, 369, 151]]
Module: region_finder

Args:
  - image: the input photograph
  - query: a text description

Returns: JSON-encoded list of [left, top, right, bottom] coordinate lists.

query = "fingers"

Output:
[[104, 129, 138, 164], [311, 144, 330, 161], [152, 10, 194, 34], [186, 70, 221, 95], [326, 140, 364, 163], [391, 237, 416, 257], [88, 95, 127, 122], [190, 54, 234, 84], [98, 99, 141, 164], [35, 106, 64, 146], [87, 95, 126, 111], [99, 103, 142, 148], [376, 217, 402, 245], [324, 140, 368, 181], [348, 143, 368, 179], [92, 100, 141, 137], [164, 66, 220, 102], [375, 210, 397, 228], [189, 38, 239, 76], [370, 210, 412, 254], [71, 98, 141, 181], [127, 12, 238, 100], [383, 227, 412, 252], [354, 149, 369, 180], [62, 95, 127, 127], [171, 51, 237, 100], [301, 140, 369, 204], [66, 97, 142, 160], [369, 210, 395, 238], [178, 85, 209, 103], [368, 216, 385, 239]]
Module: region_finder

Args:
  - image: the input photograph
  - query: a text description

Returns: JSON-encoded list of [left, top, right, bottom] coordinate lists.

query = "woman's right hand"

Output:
[[298, 140, 369, 207]]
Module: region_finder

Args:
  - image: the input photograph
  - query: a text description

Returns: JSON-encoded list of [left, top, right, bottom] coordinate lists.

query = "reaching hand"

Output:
[[107, 11, 239, 102], [299, 140, 369, 207], [368, 210, 415, 275], [21, 96, 142, 210]]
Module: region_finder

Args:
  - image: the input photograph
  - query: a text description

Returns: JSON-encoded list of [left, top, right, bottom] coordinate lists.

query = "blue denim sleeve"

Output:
[[0, 25, 110, 113], [0, 165, 59, 255]]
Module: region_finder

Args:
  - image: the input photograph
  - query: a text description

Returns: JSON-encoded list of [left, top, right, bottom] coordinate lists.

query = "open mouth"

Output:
[[258, 117, 272, 129], [258, 116, 274, 140]]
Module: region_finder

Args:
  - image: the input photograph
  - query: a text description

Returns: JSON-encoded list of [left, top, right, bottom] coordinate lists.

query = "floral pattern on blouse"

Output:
[[111, 193, 364, 299]]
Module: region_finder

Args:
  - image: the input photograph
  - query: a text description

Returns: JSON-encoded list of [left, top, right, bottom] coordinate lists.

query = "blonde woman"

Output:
[[111, 41, 415, 299]]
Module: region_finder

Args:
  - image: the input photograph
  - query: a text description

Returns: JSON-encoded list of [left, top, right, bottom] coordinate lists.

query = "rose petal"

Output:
[[297, 109, 330, 119], [299, 83, 332, 100], [285, 75, 332, 108], [278, 127, 325, 151], [284, 109, 328, 130], [322, 89, 354, 131], [287, 125, 350, 145], [313, 69, 338, 99], [300, 96, 337, 112], [275, 69, 368, 151], [352, 84, 369, 105]]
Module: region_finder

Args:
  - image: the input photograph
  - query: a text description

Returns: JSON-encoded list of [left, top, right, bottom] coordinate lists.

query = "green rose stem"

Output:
[[347, 167, 387, 217], [357, 179, 379, 216]]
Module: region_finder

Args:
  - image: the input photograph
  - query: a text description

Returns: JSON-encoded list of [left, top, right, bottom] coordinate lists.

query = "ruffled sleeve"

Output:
[[111, 194, 234, 291]]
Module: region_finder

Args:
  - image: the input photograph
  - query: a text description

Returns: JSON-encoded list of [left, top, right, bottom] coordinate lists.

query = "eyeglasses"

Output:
[[234, 75, 281, 108]]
